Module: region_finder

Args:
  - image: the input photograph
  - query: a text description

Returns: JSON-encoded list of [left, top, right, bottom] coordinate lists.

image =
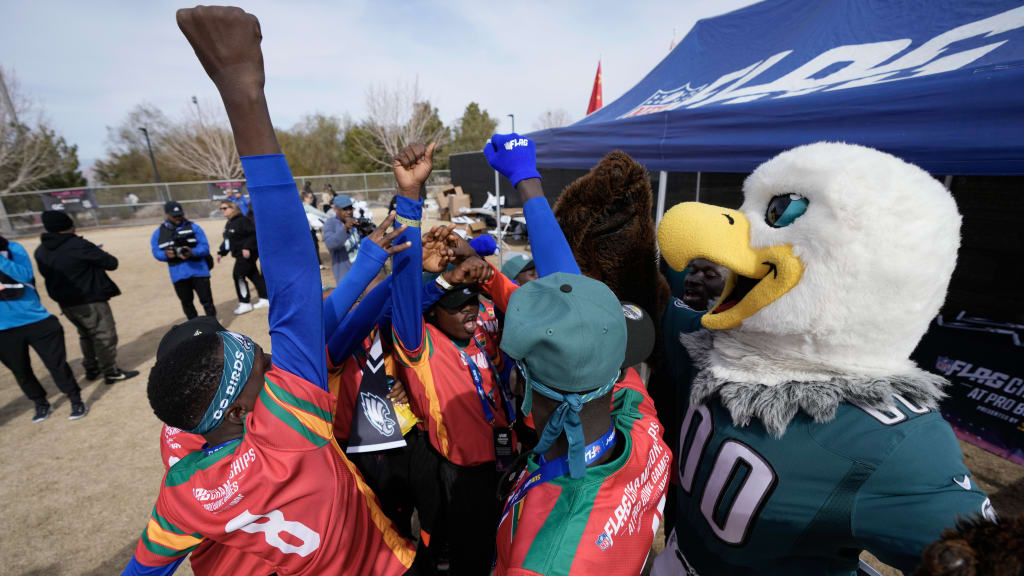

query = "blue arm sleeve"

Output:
[[390, 195, 423, 351], [327, 275, 393, 364], [150, 230, 169, 262], [120, 555, 185, 576], [322, 238, 388, 336], [191, 224, 210, 257], [241, 154, 326, 389], [523, 195, 580, 276], [329, 277, 444, 364], [0, 243, 36, 283]]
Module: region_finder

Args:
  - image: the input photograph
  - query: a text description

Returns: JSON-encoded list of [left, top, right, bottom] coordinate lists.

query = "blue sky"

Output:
[[0, 0, 756, 168]]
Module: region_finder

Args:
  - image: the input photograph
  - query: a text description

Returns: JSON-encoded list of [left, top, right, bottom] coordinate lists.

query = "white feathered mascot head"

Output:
[[658, 142, 961, 435]]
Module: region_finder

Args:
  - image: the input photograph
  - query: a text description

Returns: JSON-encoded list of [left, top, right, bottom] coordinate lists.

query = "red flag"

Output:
[[586, 61, 603, 115]]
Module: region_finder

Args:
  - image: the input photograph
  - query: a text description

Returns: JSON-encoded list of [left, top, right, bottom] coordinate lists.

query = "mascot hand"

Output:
[[484, 133, 542, 187]]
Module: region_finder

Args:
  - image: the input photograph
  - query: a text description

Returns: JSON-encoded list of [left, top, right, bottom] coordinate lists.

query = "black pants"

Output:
[[0, 315, 81, 407], [62, 301, 119, 376], [413, 441, 499, 576], [311, 229, 321, 263], [232, 257, 267, 304], [172, 276, 216, 319]]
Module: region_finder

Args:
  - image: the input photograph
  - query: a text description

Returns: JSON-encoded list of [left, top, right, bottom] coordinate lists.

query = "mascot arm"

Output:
[[852, 418, 992, 572]]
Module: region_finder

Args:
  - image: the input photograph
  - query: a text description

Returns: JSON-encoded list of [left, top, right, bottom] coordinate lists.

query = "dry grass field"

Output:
[[0, 220, 1020, 575]]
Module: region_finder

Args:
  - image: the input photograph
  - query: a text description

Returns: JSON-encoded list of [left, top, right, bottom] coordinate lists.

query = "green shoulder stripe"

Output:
[[264, 377, 332, 422], [394, 326, 434, 365], [151, 506, 201, 538], [164, 440, 241, 487], [259, 387, 329, 447]]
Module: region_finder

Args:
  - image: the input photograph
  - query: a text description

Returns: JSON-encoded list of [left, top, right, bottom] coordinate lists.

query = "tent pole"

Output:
[[495, 169, 503, 267], [656, 171, 668, 225], [696, 171, 702, 202], [943, 175, 953, 190]]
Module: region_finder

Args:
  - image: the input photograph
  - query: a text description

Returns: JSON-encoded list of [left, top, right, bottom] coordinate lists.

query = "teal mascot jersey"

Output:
[[653, 143, 995, 576]]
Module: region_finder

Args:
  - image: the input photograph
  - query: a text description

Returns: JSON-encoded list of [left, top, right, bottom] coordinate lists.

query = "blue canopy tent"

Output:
[[531, 0, 1024, 179]]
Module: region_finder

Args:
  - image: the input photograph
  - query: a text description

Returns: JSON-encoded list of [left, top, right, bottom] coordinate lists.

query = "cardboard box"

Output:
[[437, 185, 470, 220], [467, 221, 487, 236]]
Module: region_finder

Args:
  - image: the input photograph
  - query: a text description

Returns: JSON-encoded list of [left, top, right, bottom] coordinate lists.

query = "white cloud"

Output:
[[0, 0, 756, 166]]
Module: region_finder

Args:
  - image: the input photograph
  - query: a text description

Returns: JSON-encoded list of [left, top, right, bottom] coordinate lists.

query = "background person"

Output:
[[323, 193, 360, 283], [229, 188, 250, 216], [500, 254, 537, 285], [150, 201, 216, 319], [216, 200, 268, 315], [0, 233, 87, 422], [33, 210, 139, 384]]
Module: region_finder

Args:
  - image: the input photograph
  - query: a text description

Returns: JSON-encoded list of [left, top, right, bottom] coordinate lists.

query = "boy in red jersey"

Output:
[[482, 134, 671, 576], [121, 7, 414, 575]]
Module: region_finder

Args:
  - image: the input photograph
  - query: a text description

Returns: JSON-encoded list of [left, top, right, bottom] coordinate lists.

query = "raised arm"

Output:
[[322, 212, 408, 336], [390, 143, 434, 353], [484, 133, 579, 277], [177, 5, 323, 387]]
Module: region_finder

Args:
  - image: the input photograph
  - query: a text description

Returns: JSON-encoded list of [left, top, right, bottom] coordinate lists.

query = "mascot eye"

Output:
[[766, 194, 809, 228]]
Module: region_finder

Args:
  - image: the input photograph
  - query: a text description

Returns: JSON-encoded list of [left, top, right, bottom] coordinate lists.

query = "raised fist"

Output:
[[483, 133, 541, 187], [443, 255, 493, 285], [176, 6, 265, 98], [393, 142, 436, 198]]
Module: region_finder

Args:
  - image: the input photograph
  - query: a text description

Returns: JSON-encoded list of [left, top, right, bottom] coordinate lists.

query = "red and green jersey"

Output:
[[496, 382, 671, 576], [160, 425, 206, 469], [133, 367, 415, 575], [393, 299, 511, 467], [159, 425, 276, 576]]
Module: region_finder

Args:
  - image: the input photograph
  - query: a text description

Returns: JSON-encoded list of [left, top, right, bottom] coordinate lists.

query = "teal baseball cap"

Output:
[[501, 272, 626, 392], [501, 272, 628, 478], [501, 254, 535, 280]]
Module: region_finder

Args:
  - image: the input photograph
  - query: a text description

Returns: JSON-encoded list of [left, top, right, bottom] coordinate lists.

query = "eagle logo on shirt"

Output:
[[360, 392, 397, 437]]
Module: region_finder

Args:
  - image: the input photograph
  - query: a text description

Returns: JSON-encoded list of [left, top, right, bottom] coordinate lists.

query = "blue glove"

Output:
[[469, 234, 497, 256], [483, 133, 542, 187]]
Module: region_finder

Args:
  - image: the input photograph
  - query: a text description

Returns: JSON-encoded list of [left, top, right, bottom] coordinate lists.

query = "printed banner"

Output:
[[207, 181, 247, 201], [912, 313, 1024, 466], [346, 335, 407, 454], [40, 188, 98, 212]]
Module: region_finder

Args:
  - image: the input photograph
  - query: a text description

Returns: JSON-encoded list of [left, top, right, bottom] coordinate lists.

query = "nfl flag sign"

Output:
[[346, 334, 407, 453]]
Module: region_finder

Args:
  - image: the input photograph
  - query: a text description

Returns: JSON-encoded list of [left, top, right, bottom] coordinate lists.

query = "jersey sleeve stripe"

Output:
[[410, 359, 449, 458], [144, 519, 203, 555], [264, 377, 333, 423], [332, 441, 416, 569], [259, 387, 332, 446], [392, 324, 433, 366]]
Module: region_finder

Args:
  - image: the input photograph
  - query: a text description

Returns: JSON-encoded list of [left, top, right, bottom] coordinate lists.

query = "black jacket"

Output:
[[218, 214, 259, 259], [34, 233, 121, 307]]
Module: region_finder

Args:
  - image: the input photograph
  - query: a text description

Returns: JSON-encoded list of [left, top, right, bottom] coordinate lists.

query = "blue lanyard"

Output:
[[460, 336, 516, 426], [499, 422, 617, 526], [202, 437, 241, 455]]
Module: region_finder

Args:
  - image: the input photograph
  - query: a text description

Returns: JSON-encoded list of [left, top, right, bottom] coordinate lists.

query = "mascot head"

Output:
[[658, 143, 962, 433]]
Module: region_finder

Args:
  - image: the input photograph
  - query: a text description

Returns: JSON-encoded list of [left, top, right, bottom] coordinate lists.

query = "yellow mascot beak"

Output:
[[658, 202, 803, 330]]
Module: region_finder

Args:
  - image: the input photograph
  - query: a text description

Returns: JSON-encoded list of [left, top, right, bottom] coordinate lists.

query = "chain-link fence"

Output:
[[0, 170, 451, 236]]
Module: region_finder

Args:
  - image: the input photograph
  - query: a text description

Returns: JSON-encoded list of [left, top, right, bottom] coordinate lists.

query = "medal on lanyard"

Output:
[[461, 343, 517, 470], [499, 422, 617, 526]]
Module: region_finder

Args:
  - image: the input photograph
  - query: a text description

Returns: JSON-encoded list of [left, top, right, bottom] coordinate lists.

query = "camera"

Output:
[[354, 207, 376, 238]]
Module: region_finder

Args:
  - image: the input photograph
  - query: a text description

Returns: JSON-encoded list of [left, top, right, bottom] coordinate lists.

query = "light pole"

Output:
[[507, 113, 515, 133], [139, 126, 163, 202], [138, 127, 161, 183]]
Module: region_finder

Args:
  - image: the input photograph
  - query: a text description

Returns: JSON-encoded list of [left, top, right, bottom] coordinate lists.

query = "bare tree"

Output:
[[354, 79, 449, 168], [534, 108, 573, 130], [0, 68, 64, 231], [159, 98, 243, 180]]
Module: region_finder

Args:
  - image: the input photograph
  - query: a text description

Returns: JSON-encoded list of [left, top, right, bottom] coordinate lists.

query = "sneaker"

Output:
[[32, 404, 52, 423], [68, 402, 88, 420], [233, 302, 254, 315], [105, 368, 140, 385], [253, 298, 270, 310]]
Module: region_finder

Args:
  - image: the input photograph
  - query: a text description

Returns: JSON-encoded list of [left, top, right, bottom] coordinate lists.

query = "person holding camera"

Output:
[[150, 201, 216, 319], [323, 194, 361, 283]]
